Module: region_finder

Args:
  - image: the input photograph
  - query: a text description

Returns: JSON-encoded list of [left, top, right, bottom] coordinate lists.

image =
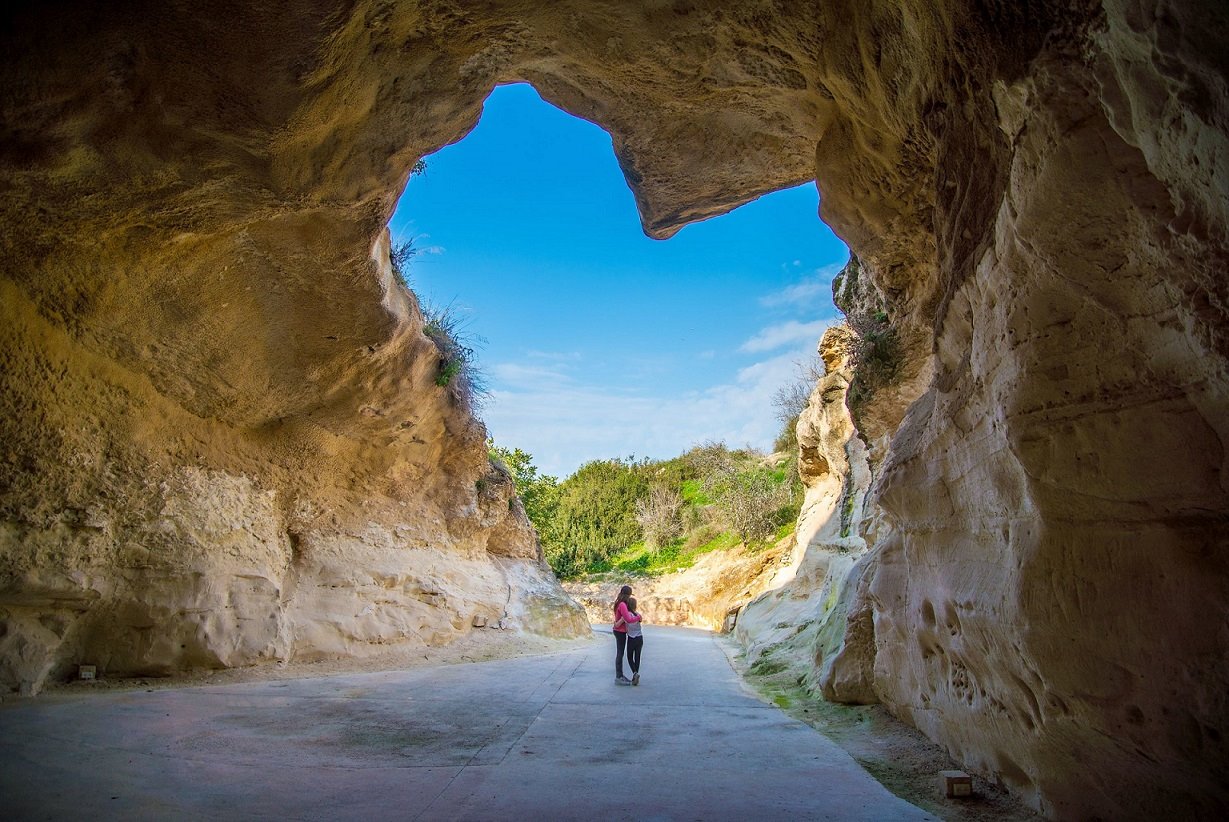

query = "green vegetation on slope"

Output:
[[490, 440, 803, 580]]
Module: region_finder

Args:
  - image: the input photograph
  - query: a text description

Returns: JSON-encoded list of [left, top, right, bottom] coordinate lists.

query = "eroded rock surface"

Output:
[[2, 1, 1226, 818], [736, 325, 882, 703]]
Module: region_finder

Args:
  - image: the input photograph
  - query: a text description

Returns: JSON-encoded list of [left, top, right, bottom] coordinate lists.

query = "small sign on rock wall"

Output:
[[940, 770, 973, 798], [78, 665, 97, 681]]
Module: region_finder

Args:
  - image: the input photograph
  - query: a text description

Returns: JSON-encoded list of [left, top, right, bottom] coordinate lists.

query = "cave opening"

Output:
[[388, 82, 850, 479], [2, 3, 1226, 818]]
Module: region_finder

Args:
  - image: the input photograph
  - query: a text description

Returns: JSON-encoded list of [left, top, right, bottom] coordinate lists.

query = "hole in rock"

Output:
[[390, 83, 849, 484]]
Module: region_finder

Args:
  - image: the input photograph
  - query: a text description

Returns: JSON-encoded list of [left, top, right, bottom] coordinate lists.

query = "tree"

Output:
[[547, 458, 649, 577], [771, 355, 825, 451], [488, 440, 560, 545]]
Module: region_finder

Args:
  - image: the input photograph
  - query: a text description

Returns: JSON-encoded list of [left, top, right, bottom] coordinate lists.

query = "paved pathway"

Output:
[[1, 627, 934, 820]]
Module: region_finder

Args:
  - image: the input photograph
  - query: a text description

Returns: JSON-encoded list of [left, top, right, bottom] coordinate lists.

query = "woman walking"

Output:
[[612, 585, 633, 685], [624, 596, 644, 685]]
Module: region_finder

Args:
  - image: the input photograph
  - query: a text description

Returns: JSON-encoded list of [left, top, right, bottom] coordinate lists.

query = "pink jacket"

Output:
[[614, 601, 631, 633]]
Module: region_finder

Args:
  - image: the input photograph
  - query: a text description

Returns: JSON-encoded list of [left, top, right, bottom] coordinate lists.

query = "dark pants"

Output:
[[614, 630, 628, 678], [627, 635, 643, 674]]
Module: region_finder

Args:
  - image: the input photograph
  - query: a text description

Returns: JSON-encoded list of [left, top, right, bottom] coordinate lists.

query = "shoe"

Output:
[[632, 673, 640, 686], [616, 676, 632, 686]]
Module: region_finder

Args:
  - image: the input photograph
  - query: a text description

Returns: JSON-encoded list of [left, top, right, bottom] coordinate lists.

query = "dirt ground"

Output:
[[716, 634, 1040, 822]]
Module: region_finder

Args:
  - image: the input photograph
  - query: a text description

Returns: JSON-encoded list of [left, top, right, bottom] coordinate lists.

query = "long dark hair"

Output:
[[613, 585, 632, 614]]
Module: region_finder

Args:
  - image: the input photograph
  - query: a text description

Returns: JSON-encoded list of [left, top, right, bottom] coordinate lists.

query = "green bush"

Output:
[[494, 438, 802, 580], [546, 457, 650, 577]]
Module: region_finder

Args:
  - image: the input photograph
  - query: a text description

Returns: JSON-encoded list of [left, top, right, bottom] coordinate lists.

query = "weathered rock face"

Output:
[[2, 1, 1226, 818], [866, 28, 1229, 816], [735, 325, 880, 700], [0, 254, 590, 688]]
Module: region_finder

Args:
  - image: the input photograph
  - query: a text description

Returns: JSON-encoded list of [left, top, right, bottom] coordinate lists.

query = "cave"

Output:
[[1, 2, 1226, 819]]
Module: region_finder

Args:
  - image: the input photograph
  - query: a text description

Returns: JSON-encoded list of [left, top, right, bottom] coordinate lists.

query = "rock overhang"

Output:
[[2, 2, 1228, 819]]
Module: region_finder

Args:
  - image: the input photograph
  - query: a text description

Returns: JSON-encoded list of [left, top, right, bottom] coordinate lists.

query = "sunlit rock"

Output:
[[1, 1, 1226, 818]]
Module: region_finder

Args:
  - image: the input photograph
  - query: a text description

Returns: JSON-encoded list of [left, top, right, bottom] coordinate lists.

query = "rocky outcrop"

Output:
[[736, 323, 881, 704], [2, 1, 1226, 818], [739, 5, 1229, 812], [0, 261, 589, 688]]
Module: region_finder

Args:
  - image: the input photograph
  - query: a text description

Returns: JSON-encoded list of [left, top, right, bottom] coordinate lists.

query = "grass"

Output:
[[421, 302, 487, 408], [680, 479, 712, 505], [390, 240, 416, 288], [730, 637, 1037, 822], [597, 529, 743, 577], [576, 484, 795, 580]]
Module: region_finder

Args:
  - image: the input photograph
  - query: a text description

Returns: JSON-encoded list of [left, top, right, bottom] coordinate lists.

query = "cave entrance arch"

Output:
[[2, 4, 1226, 818], [389, 82, 849, 479]]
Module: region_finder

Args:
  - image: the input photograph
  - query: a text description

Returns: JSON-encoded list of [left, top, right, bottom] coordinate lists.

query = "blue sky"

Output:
[[390, 83, 847, 478]]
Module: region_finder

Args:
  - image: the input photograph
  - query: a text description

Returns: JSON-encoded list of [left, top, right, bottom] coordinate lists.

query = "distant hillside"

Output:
[[490, 440, 802, 580]]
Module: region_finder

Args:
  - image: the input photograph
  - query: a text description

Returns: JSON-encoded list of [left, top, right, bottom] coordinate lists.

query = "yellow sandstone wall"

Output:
[[1, 2, 1225, 817]]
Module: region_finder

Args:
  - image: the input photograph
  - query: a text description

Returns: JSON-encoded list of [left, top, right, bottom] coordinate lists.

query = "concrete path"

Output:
[[1, 627, 934, 821]]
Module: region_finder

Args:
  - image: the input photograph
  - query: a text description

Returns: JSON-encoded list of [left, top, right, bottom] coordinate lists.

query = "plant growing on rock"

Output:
[[845, 311, 900, 408], [390, 239, 417, 288], [832, 255, 900, 410], [422, 302, 487, 409], [388, 160, 427, 287]]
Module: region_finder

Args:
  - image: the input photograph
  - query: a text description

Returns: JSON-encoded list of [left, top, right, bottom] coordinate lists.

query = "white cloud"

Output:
[[482, 346, 821, 478], [739, 319, 833, 353], [488, 362, 573, 387], [759, 262, 845, 308], [410, 232, 445, 255], [526, 350, 582, 362]]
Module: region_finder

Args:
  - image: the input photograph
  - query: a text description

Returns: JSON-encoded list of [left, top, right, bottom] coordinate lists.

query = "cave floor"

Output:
[[0, 626, 934, 821]]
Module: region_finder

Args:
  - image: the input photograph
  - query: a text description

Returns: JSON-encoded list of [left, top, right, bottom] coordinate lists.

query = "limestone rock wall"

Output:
[[735, 2, 1229, 814], [866, 26, 1229, 816], [2, 1, 1227, 818], [0, 256, 588, 692], [735, 323, 881, 702]]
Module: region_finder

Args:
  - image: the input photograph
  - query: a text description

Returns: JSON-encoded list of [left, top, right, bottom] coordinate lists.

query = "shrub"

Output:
[[692, 443, 799, 546], [422, 302, 487, 409], [773, 417, 799, 453], [545, 457, 649, 578], [846, 312, 900, 408], [833, 254, 901, 410], [488, 440, 560, 545], [634, 485, 684, 550], [713, 465, 794, 545], [771, 355, 825, 452]]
